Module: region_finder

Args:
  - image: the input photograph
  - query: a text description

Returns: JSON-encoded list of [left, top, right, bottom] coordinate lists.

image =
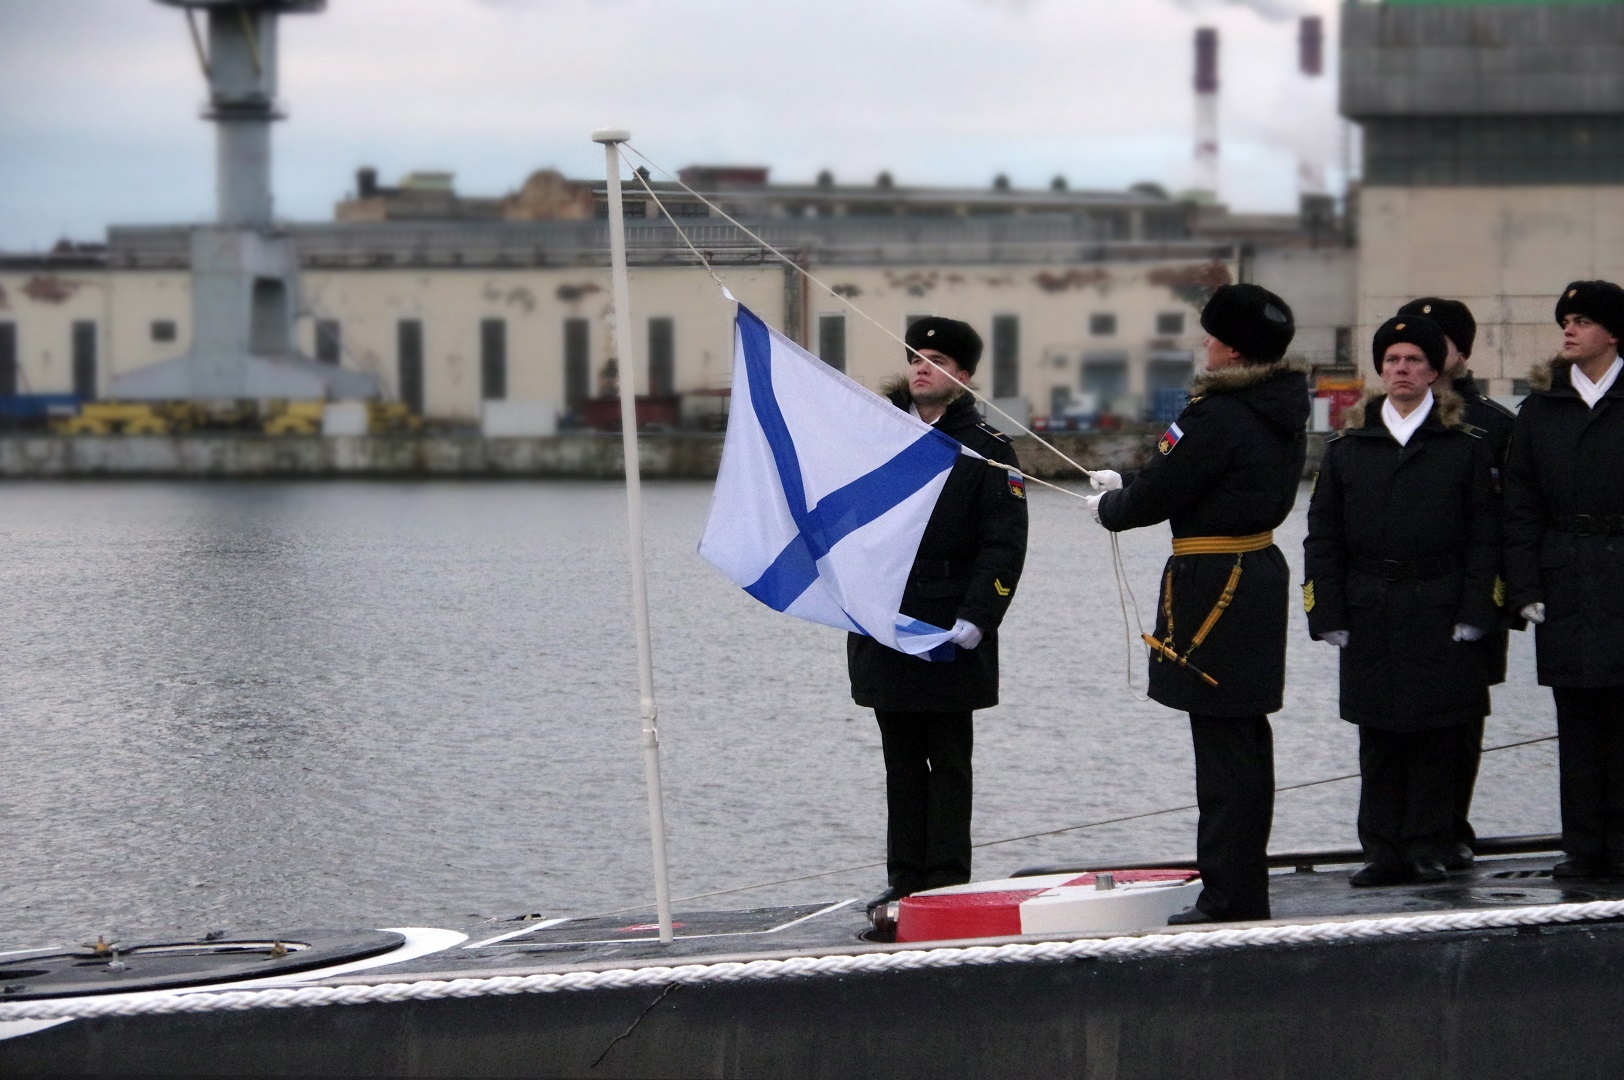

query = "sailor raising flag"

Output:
[[702, 304, 1027, 911]]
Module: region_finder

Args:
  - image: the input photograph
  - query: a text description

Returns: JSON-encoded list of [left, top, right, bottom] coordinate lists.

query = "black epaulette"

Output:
[[976, 422, 1013, 444], [1456, 422, 1486, 439], [1324, 430, 1346, 444]]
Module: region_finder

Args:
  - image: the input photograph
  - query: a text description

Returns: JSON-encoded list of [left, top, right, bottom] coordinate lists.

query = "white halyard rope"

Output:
[[620, 143, 1104, 497], [619, 145, 1147, 678], [5, 899, 1620, 1023]]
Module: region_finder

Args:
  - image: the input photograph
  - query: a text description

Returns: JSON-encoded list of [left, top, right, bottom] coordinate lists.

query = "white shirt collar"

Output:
[[1571, 355, 1623, 409], [1381, 389, 1434, 447]]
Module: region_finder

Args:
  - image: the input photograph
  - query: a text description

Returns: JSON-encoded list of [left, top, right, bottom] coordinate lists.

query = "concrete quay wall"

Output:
[[0, 430, 1328, 480]]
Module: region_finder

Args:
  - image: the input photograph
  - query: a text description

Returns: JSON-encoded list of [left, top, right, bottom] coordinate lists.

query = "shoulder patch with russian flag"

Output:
[[1158, 422, 1184, 455], [1006, 469, 1026, 499]]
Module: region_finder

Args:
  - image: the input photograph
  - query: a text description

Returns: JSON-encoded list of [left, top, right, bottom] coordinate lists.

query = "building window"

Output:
[[992, 315, 1019, 399], [564, 318, 590, 407], [1146, 353, 1195, 423], [0, 323, 15, 396], [150, 320, 177, 343], [315, 319, 341, 365], [1155, 312, 1185, 337], [72, 321, 96, 400], [1512, 378, 1532, 397], [648, 317, 674, 397], [481, 318, 507, 401], [1334, 326, 1353, 366], [398, 320, 424, 415], [1089, 313, 1117, 337], [1082, 351, 1129, 414], [817, 315, 846, 373]]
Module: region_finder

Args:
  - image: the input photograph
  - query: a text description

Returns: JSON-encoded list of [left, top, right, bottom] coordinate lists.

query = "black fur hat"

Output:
[[906, 317, 984, 375], [1397, 297, 1476, 358], [1555, 280, 1624, 342], [1199, 284, 1295, 364], [1373, 315, 1447, 375]]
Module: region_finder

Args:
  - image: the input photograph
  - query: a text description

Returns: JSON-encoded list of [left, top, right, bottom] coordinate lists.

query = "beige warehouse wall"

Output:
[[0, 270, 113, 395], [1358, 186, 1624, 391], [809, 257, 1237, 411], [300, 265, 783, 419], [4, 253, 1264, 424]]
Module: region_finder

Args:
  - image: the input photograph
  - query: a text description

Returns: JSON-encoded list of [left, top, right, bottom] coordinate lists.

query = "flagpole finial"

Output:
[[591, 127, 631, 144]]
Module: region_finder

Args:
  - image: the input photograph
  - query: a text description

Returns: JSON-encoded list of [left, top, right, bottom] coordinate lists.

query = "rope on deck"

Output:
[[5, 897, 1623, 1022]]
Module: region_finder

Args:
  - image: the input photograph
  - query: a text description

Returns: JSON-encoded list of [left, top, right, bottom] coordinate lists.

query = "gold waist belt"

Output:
[[1170, 530, 1274, 557]]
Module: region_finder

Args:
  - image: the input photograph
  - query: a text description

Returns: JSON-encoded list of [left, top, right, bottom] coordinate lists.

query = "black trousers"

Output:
[[1553, 686, 1624, 864], [875, 709, 973, 894], [1452, 716, 1485, 847], [1358, 723, 1467, 869], [1189, 714, 1274, 920]]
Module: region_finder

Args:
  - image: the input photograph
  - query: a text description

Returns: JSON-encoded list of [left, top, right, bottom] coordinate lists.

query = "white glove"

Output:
[[1452, 624, 1484, 643], [1321, 630, 1350, 649], [1083, 492, 1105, 524], [949, 618, 983, 650], [1521, 602, 1546, 625], [1088, 469, 1123, 492]]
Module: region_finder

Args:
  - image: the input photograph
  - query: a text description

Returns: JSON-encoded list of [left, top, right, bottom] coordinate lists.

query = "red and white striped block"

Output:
[[895, 870, 1202, 943]]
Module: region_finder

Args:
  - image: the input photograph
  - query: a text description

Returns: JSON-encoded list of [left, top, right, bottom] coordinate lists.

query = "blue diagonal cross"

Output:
[[736, 305, 962, 614]]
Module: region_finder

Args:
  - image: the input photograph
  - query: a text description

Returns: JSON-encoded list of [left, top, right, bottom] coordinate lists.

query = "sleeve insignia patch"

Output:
[[993, 578, 1012, 597], [1006, 469, 1026, 499], [1158, 422, 1184, 456], [1493, 576, 1506, 608], [1302, 581, 1316, 613]]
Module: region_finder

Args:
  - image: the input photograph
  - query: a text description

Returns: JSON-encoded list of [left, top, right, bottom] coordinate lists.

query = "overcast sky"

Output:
[[0, 0, 1345, 252]]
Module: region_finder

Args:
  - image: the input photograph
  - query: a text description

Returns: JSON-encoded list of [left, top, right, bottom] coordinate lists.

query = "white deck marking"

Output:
[[464, 919, 570, 949]]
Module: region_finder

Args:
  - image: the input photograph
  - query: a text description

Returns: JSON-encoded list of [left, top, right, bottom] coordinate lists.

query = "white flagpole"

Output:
[[592, 127, 674, 945]]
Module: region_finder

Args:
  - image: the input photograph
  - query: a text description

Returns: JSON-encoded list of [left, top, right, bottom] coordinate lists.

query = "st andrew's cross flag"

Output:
[[698, 304, 979, 660]]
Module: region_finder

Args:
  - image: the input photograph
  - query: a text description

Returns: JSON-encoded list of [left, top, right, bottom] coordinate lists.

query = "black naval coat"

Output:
[[847, 387, 1029, 712], [1504, 359, 1624, 689], [1304, 390, 1501, 732], [1098, 360, 1310, 716], [1455, 372, 1521, 684], [1454, 373, 1517, 464]]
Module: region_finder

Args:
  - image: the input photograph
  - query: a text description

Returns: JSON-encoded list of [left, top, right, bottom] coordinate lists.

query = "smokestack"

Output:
[[1193, 27, 1219, 199], [1297, 16, 1326, 196], [1299, 16, 1323, 77]]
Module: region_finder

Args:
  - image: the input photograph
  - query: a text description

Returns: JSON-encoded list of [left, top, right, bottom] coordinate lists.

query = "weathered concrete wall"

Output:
[[0, 429, 1327, 480], [0, 433, 724, 479]]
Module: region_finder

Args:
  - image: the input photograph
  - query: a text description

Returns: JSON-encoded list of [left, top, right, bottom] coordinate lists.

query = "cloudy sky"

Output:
[[0, 0, 1345, 252]]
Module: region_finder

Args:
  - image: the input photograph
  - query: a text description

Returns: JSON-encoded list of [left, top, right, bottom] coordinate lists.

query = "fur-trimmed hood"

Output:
[[1342, 382, 1465, 432], [1188, 357, 1307, 399], [1527, 356, 1567, 393], [1189, 356, 1311, 441]]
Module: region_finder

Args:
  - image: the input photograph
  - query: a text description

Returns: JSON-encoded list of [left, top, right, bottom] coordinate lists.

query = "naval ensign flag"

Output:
[[699, 304, 976, 659]]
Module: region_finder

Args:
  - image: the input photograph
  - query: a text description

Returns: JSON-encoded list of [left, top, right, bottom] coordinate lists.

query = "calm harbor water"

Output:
[[1, 480, 1559, 947]]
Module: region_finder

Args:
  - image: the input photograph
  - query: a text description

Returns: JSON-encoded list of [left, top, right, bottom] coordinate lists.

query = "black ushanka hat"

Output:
[[1199, 283, 1295, 364], [906, 317, 984, 375], [1555, 280, 1624, 342], [1397, 297, 1476, 358], [1372, 314, 1447, 374]]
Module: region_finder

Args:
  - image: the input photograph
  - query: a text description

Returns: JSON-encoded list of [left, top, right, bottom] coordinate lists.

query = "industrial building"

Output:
[[0, 195, 1352, 429]]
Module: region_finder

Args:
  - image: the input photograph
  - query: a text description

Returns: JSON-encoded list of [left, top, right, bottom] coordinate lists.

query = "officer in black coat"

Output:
[[1504, 280, 1624, 879], [1090, 283, 1310, 923], [1395, 298, 1519, 869], [1304, 316, 1501, 886], [849, 317, 1028, 910]]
